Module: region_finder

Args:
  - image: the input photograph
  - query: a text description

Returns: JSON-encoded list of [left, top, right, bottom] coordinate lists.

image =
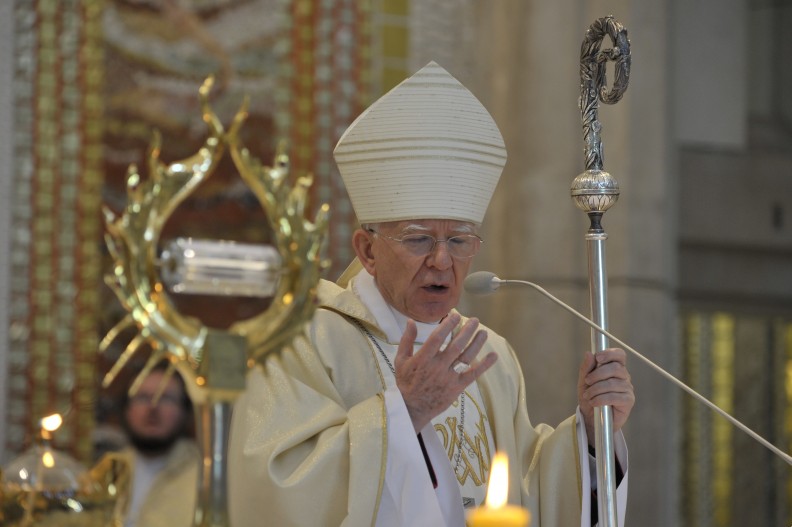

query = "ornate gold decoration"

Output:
[[227, 101, 329, 363], [100, 76, 329, 394], [101, 77, 223, 394], [99, 77, 329, 527]]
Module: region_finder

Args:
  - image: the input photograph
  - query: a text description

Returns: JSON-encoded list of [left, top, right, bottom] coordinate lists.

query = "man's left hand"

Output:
[[577, 348, 635, 445]]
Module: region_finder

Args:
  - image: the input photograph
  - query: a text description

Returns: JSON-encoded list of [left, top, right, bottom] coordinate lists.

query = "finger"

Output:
[[422, 313, 461, 358], [585, 390, 635, 412], [583, 378, 634, 402], [585, 362, 631, 386], [457, 351, 498, 385], [454, 329, 489, 367], [578, 352, 597, 387], [395, 319, 418, 368], [440, 318, 481, 367], [595, 348, 627, 366]]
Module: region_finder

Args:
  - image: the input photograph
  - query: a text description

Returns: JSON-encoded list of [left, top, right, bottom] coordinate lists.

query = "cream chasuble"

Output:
[[352, 271, 495, 526], [352, 270, 628, 527], [227, 274, 629, 527]]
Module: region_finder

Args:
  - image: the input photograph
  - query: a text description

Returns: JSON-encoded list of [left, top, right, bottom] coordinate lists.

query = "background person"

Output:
[[119, 362, 199, 527]]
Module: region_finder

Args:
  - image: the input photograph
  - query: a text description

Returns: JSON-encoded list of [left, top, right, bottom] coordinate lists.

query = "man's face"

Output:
[[354, 219, 477, 323], [124, 370, 187, 454]]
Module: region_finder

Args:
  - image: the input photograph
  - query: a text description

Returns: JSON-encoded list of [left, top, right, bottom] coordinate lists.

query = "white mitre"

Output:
[[333, 61, 507, 225]]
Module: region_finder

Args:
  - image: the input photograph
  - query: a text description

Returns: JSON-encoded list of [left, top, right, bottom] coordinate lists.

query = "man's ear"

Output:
[[352, 228, 376, 275]]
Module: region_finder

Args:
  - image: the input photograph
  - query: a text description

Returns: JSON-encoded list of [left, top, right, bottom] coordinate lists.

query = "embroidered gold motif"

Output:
[[434, 391, 492, 486]]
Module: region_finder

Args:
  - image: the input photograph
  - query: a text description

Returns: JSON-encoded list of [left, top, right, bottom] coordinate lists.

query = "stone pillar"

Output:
[[673, 0, 748, 149], [461, 2, 679, 525]]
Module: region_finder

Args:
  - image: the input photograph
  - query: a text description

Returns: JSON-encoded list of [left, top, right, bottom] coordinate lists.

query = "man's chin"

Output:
[[411, 298, 456, 323], [128, 433, 180, 456]]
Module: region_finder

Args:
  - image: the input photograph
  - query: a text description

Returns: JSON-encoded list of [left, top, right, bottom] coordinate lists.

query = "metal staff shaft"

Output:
[[572, 15, 631, 527], [194, 400, 234, 527], [587, 228, 619, 525]]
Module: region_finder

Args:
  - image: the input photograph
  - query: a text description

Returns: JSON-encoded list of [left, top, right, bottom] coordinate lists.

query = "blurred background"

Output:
[[0, 1, 790, 525]]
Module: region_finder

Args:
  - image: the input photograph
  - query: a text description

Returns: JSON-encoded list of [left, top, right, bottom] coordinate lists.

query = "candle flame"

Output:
[[485, 451, 509, 509], [42, 450, 55, 468], [41, 413, 63, 432]]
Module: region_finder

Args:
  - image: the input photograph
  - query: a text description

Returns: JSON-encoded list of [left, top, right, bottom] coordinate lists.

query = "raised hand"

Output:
[[395, 313, 498, 432]]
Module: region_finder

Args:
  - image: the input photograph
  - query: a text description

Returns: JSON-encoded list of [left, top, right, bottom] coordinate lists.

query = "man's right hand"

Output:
[[394, 313, 498, 432]]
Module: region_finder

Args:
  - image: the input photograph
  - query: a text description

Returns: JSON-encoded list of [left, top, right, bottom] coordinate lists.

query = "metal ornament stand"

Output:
[[101, 78, 329, 527], [571, 16, 631, 527]]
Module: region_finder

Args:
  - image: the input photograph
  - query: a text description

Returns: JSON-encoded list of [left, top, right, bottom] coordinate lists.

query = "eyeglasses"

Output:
[[129, 393, 182, 407], [368, 229, 483, 259]]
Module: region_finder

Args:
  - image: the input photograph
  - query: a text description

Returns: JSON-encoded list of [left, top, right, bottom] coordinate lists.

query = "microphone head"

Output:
[[464, 271, 501, 295]]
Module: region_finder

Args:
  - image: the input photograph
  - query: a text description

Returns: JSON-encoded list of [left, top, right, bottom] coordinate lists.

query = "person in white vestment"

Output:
[[228, 61, 634, 527], [119, 362, 199, 527]]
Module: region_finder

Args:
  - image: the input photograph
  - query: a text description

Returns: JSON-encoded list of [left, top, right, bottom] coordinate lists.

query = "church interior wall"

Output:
[[0, 1, 16, 472]]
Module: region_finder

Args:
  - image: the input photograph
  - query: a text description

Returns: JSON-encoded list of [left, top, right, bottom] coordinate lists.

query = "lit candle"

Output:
[[37, 415, 62, 478], [40, 413, 63, 441], [467, 452, 531, 527], [23, 413, 65, 523]]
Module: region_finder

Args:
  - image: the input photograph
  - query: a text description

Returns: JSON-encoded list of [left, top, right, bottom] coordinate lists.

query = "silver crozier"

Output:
[[571, 15, 631, 527]]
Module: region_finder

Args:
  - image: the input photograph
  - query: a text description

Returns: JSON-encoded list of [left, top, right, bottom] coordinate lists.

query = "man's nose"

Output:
[[425, 240, 453, 269]]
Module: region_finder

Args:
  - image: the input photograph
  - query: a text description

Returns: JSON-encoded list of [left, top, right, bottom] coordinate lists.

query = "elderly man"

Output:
[[228, 62, 633, 526]]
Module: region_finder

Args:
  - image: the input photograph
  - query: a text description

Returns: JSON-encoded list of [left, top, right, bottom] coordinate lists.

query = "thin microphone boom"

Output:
[[464, 271, 792, 466]]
